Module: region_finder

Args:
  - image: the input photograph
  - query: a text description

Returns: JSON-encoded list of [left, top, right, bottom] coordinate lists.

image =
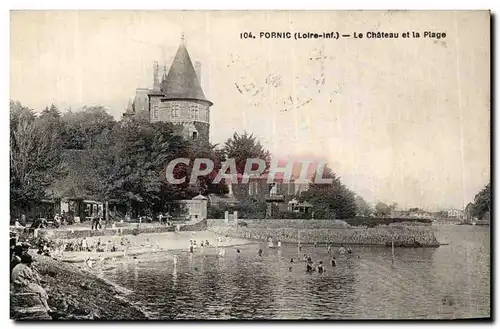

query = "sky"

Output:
[[10, 10, 490, 211]]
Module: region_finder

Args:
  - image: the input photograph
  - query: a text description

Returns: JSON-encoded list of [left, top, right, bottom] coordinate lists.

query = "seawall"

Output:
[[16, 219, 208, 241], [208, 220, 440, 247]]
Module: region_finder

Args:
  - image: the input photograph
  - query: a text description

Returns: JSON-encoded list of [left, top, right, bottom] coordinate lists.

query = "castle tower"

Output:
[[156, 37, 213, 142], [125, 35, 213, 143]]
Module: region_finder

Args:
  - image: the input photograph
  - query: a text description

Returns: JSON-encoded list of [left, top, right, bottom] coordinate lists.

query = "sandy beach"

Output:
[[56, 230, 256, 264]]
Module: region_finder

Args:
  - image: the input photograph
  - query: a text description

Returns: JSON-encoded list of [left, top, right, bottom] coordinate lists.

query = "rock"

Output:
[[80, 282, 91, 290]]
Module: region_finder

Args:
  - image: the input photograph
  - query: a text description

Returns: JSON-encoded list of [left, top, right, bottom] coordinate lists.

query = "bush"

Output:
[[207, 206, 225, 219], [271, 211, 311, 219], [209, 199, 266, 219]]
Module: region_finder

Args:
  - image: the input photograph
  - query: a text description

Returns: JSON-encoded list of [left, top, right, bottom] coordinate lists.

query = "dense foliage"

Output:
[[10, 101, 225, 216], [345, 217, 432, 228], [223, 131, 271, 178], [470, 181, 491, 220], [10, 101, 360, 220], [10, 102, 64, 214], [299, 166, 357, 219]]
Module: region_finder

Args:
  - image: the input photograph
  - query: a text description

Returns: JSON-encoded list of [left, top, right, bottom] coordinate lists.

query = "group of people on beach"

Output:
[[188, 239, 210, 253]]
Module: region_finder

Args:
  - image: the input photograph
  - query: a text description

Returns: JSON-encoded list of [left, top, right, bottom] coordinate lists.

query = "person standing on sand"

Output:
[[258, 249, 263, 257]]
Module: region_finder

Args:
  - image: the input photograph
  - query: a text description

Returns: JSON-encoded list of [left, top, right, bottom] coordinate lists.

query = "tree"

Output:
[[10, 101, 63, 214], [471, 181, 491, 219], [355, 195, 372, 216], [61, 106, 116, 149], [300, 166, 357, 219], [374, 202, 391, 217], [85, 120, 198, 213], [41, 104, 62, 119], [187, 142, 228, 195], [223, 131, 271, 177]]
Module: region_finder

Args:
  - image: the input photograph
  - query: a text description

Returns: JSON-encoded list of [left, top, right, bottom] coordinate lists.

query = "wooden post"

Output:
[[298, 229, 300, 254], [105, 200, 109, 228], [391, 237, 395, 267]]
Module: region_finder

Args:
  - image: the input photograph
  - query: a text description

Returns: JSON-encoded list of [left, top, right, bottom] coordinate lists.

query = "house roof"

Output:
[[161, 43, 212, 105], [193, 194, 207, 200]]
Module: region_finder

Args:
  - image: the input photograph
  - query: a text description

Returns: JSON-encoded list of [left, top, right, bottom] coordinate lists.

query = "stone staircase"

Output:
[[10, 292, 51, 320]]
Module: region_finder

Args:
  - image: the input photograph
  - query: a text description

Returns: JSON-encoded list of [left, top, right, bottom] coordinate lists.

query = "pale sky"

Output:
[[10, 10, 490, 211]]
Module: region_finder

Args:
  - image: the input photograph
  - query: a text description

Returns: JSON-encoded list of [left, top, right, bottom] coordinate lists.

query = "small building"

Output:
[[167, 194, 208, 221], [287, 198, 313, 214], [447, 209, 464, 218]]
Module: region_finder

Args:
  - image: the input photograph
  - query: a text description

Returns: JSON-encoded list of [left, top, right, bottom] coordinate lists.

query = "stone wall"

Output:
[[32, 219, 207, 241], [208, 224, 440, 247]]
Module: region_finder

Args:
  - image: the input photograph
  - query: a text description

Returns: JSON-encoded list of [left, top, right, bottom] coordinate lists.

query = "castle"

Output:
[[123, 38, 212, 142]]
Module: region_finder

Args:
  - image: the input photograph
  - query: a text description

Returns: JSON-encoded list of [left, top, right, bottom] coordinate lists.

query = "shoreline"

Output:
[[55, 230, 256, 264], [208, 224, 441, 248]]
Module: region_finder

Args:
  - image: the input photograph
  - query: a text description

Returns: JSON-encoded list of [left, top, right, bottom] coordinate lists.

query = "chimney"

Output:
[[153, 61, 160, 91], [195, 61, 202, 82]]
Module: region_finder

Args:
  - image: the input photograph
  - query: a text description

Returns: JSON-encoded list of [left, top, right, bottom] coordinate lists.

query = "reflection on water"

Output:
[[104, 225, 490, 319]]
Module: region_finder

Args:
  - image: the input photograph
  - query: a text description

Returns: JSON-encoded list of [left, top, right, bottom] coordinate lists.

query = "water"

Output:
[[103, 225, 490, 319]]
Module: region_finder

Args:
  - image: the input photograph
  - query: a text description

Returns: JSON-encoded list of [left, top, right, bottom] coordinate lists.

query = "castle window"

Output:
[[171, 103, 180, 118], [190, 104, 199, 119], [192, 131, 198, 140]]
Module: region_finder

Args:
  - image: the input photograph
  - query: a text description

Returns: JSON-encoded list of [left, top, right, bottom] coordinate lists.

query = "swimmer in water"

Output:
[[318, 261, 325, 273], [236, 249, 240, 253], [258, 249, 263, 257], [306, 262, 313, 274], [331, 257, 337, 267], [290, 258, 294, 263]]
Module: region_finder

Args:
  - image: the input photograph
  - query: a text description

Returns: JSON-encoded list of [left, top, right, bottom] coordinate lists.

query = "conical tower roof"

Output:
[[161, 43, 212, 105]]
